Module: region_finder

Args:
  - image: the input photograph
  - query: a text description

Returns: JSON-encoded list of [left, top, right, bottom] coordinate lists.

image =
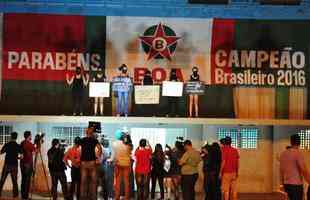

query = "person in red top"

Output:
[[20, 131, 36, 200], [220, 136, 240, 200], [64, 136, 81, 200], [134, 139, 152, 200]]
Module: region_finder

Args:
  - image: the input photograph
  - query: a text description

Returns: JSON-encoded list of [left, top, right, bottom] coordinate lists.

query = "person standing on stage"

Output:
[[66, 67, 89, 116], [167, 68, 181, 117], [189, 66, 200, 118], [114, 64, 132, 117], [178, 140, 201, 200], [0, 132, 22, 198], [141, 70, 155, 116], [20, 131, 36, 200], [64, 136, 81, 200], [93, 67, 106, 116], [80, 127, 102, 200], [47, 139, 70, 200]]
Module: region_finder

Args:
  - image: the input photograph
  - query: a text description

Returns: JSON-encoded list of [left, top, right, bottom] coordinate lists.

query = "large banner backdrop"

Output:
[[1, 13, 310, 119]]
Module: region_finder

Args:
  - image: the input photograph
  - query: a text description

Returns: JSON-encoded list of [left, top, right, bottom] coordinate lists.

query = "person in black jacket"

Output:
[[151, 144, 165, 200], [204, 142, 222, 200], [47, 139, 69, 200], [141, 70, 155, 116], [167, 69, 181, 117], [0, 132, 22, 198]]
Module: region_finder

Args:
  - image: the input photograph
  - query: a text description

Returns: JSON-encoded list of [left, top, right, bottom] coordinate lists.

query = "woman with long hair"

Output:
[[151, 144, 165, 200], [188, 66, 200, 118], [169, 141, 185, 200], [204, 142, 222, 200]]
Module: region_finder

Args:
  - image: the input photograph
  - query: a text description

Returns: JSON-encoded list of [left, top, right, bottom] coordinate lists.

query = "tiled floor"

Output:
[[0, 192, 288, 200]]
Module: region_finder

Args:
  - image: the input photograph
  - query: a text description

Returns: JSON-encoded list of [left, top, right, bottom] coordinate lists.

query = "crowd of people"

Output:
[[0, 126, 243, 200], [0, 129, 308, 200], [6, 129, 310, 200]]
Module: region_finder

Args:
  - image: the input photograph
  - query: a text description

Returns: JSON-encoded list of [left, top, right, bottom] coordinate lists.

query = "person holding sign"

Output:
[[167, 69, 181, 117], [142, 70, 153, 85], [66, 67, 89, 116], [114, 64, 132, 117], [141, 70, 156, 116], [92, 67, 106, 116], [189, 66, 200, 118]]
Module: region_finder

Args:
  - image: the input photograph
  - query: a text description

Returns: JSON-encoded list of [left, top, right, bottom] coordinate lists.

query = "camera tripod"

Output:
[[30, 144, 51, 200]]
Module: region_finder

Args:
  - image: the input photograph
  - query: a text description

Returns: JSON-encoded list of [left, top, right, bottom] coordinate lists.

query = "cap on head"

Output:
[[192, 66, 198, 72], [115, 129, 123, 140]]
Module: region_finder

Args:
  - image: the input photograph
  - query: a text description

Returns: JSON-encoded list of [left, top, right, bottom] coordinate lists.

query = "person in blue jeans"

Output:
[[114, 64, 132, 117]]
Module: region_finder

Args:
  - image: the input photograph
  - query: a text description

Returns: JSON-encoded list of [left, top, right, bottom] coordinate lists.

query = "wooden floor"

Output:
[[0, 192, 288, 200]]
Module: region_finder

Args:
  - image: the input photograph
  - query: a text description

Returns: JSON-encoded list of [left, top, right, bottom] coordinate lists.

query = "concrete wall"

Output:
[[203, 125, 310, 193], [203, 125, 274, 193], [272, 126, 310, 192]]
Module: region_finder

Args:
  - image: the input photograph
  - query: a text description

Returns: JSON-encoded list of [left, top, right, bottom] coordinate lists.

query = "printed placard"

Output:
[[89, 82, 110, 97], [135, 85, 160, 104], [162, 81, 183, 97]]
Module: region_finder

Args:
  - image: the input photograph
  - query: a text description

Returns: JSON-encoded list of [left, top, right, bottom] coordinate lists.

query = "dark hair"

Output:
[[208, 142, 222, 170], [11, 132, 18, 140], [290, 134, 301, 146], [154, 143, 165, 162], [74, 137, 81, 145], [184, 140, 192, 146], [139, 139, 147, 148], [52, 138, 60, 147], [225, 136, 232, 145], [220, 138, 226, 145], [175, 141, 184, 151], [24, 131, 31, 139], [119, 64, 127, 71]]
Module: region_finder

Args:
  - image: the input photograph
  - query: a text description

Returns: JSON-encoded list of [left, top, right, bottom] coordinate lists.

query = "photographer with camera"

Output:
[[110, 129, 132, 200], [47, 139, 70, 200], [64, 136, 81, 200], [165, 140, 185, 200], [20, 131, 36, 200], [80, 126, 102, 200]]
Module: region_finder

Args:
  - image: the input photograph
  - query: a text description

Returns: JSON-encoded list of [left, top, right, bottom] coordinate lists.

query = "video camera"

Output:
[[122, 132, 132, 146], [34, 133, 45, 146], [59, 139, 68, 150], [88, 121, 101, 133], [89, 121, 110, 148], [175, 136, 185, 151]]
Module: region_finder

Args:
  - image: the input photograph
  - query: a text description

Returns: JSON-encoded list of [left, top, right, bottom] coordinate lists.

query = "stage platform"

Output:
[[0, 115, 310, 126]]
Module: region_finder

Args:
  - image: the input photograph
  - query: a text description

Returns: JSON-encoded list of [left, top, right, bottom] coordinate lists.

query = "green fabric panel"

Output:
[[85, 16, 106, 72], [276, 87, 289, 119]]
